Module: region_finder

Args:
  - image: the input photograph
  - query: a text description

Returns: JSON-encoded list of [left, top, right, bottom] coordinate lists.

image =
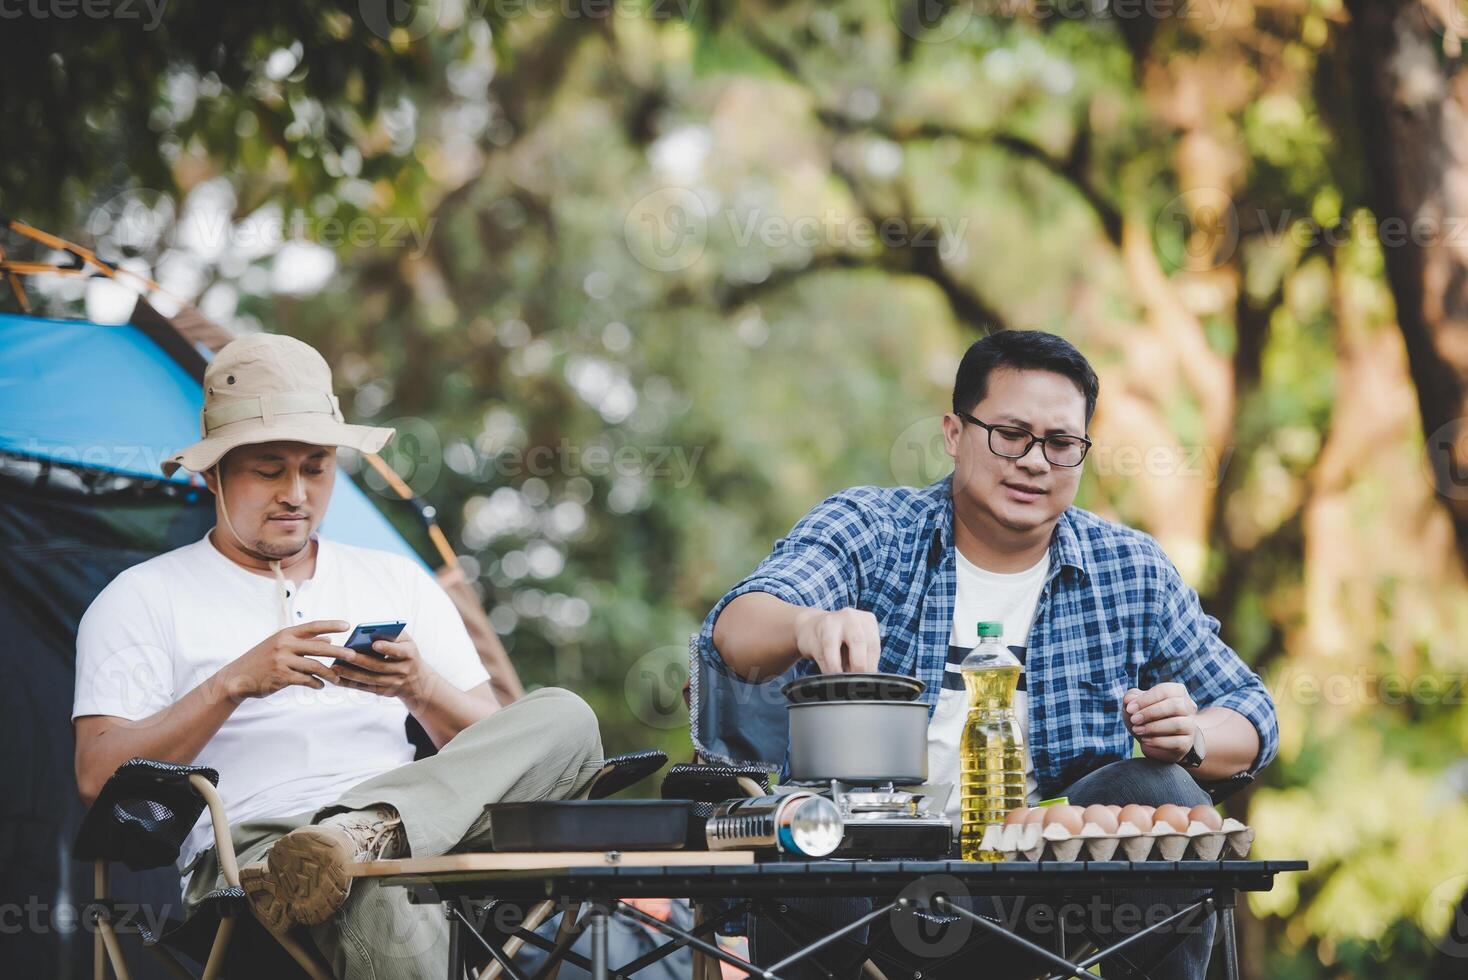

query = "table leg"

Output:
[[1220, 900, 1240, 980], [588, 902, 610, 980], [446, 904, 463, 980]]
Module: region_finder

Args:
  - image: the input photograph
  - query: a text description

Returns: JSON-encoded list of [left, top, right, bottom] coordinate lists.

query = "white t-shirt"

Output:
[[927, 548, 1047, 827], [73, 532, 490, 875]]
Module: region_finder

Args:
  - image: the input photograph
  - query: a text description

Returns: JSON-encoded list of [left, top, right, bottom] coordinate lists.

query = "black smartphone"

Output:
[[340, 621, 406, 661]]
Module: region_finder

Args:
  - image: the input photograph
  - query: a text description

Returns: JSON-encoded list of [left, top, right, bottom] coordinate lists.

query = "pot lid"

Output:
[[782, 672, 926, 704]]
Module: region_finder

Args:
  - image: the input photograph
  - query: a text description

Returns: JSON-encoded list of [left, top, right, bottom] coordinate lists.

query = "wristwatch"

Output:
[[1180, 725, 1207, 769]]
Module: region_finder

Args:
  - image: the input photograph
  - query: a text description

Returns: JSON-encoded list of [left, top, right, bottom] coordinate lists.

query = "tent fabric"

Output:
[[0, 312, 435, 977], [0, 312, 420, 563], [0, 461, 219, 978]]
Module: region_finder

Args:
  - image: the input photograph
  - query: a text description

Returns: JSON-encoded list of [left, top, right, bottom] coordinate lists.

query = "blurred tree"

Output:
[[4, 2, 1468, 976]]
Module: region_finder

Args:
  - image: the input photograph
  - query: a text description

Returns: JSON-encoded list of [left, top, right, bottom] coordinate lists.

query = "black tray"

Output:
[[484, 799, 698, 852]]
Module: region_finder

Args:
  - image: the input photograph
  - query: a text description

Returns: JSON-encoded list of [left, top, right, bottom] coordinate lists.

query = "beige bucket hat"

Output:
[[162, 333, 395, 477]]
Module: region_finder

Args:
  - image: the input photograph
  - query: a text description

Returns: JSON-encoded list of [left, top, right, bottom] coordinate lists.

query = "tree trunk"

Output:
[[1345, 0, 1468, 570]]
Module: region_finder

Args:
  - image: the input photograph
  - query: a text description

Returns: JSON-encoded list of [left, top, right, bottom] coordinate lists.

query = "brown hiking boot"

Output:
[[240, 862, 291, 934], [265, 806, 407, 926]]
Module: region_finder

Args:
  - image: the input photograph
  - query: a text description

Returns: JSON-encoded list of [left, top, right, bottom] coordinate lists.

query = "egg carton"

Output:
[[977, 818, 1254, 862]]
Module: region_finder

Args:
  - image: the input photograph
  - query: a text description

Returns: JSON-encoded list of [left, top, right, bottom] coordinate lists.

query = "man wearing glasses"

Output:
[[703, 330, 1276, 978]]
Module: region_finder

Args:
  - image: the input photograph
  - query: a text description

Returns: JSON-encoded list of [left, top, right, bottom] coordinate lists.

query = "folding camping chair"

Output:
[[75, 750, 670, 980]]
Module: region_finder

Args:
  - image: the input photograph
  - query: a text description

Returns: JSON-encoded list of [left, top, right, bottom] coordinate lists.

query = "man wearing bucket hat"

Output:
[[73, 333, 606, 977]]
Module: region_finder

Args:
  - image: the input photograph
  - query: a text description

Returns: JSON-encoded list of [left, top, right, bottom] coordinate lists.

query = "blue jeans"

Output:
[[750, 759, 1218, 979]]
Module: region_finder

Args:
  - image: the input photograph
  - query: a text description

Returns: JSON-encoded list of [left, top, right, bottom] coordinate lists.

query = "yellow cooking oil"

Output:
[[959, 621, 1026, 861]]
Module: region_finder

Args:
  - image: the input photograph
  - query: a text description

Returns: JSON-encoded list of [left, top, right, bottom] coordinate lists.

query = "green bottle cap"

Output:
[[976, 621, 1004, 637]]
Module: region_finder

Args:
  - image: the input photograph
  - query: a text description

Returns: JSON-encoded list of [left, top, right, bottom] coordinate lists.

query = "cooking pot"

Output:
[[783, 672, 929, 784]]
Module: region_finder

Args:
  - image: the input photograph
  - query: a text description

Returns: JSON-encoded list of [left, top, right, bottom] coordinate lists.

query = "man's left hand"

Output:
[[334, 631, 439, 707], [1123, 683, 1198, 764]]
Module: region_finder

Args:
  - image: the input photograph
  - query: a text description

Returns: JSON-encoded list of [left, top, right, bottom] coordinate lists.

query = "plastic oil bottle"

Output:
[[959, 621, 1026, 861]]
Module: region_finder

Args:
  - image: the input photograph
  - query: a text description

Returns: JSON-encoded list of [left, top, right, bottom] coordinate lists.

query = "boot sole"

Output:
[[239, 862, 292, 934], [267, 826, 353, 926]]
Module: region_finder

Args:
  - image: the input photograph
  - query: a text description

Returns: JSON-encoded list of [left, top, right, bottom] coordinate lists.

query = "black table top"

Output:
[[391, 858, 1309, 903]]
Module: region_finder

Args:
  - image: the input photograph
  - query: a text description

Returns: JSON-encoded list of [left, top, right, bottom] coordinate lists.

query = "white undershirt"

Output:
[[73, 532, 490, 875], [927, 548, 1047, 827]]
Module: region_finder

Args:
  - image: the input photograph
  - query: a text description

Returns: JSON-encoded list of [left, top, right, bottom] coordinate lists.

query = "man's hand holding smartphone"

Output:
[[330, 621, 440, 705]]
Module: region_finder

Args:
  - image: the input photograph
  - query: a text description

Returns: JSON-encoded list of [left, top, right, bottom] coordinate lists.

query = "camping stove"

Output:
[[707, 780, 952, 859], [805, 779, 953, 859]]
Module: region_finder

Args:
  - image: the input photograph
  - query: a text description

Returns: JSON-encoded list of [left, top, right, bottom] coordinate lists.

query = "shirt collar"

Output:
[[931, 474, 1089, 582]]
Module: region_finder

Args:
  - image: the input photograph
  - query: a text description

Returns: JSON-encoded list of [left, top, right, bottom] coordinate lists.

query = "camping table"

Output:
[[361, 853, 1307, 980]]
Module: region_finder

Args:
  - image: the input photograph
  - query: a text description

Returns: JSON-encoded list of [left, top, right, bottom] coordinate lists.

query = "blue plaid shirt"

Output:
[[700, 476, 1278, 796]]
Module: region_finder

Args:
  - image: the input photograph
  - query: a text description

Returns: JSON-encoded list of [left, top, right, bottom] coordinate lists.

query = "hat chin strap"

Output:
[[214, 467, 299, 630]]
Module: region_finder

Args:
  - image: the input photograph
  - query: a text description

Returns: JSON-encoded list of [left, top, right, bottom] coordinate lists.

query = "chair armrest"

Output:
[[579, 750, 669, 800], [73, 758, 219, 871], [661, 762, 774, 803]]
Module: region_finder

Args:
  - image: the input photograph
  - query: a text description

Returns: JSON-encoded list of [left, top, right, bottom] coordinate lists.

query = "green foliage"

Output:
[[5, 2, 1467, 975]]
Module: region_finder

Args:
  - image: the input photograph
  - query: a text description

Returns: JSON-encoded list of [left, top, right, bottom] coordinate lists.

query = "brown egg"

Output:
[[1082, 804, 1119, 834], [1188, 804, 1223, 831], [1042, 804, 1085, 836], [1153, 804, 1190, 833], [1118, 804, 1154, 832], [1004, 806, 1030, 827], [1025, 807, 1046, 827]]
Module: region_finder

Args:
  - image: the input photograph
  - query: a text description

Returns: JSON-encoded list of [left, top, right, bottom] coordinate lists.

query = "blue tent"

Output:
[[0, 311, 420, 560], [0, 309, 429, 978]]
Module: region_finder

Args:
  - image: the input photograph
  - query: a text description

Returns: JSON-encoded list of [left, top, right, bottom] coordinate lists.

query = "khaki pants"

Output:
[[182, 687, 605, 980]]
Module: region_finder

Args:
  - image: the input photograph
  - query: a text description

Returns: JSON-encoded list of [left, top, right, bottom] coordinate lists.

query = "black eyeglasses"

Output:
[[956, 411, 1092, 467]]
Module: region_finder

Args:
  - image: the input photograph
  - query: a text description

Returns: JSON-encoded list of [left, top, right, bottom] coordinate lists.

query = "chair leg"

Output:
[[96, 916, 133, 980], [145, 943, 199, 980], [269, 924, 335, 980], [480, 899, 556, 980], [94, 860, 109, 980], [199, 916, 235, 980], [542, 902, 584, 980]]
